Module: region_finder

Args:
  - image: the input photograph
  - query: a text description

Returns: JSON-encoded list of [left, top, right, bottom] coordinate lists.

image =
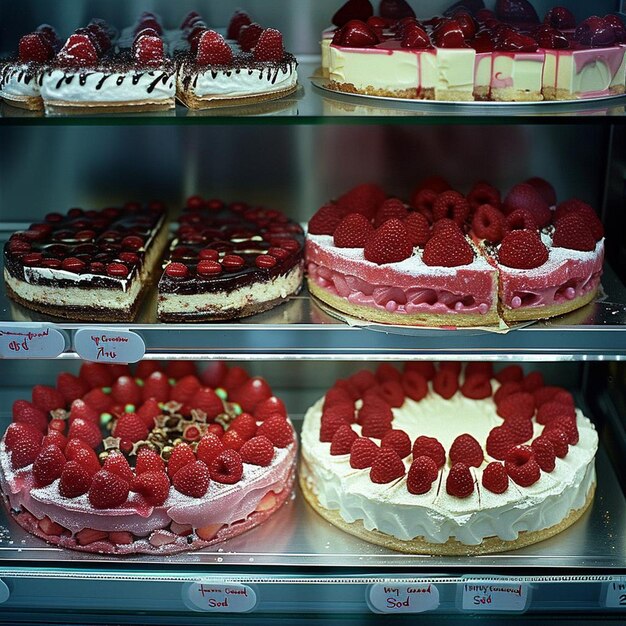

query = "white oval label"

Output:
[[74, 328, 145, 364], [368, 583, 440, 614], [461, 581, 529, 612], [0, 325, 67, 358], [0, 579, 9, 603], [604, 578, 626, 608], [183, 583, 257, 613]]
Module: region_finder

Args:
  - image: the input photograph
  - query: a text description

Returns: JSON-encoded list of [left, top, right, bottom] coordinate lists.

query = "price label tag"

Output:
[[74, 328, 145, 363], [0, 579, 9, 604], [604, 578, 626, 608], [0, 325, 67, 358], [368, 583, 440, 614], [182, 583, 257, 613], [460, 581, 529, 612]]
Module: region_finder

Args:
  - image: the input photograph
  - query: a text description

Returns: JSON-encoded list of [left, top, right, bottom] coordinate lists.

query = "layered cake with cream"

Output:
[[157, 197, 304, 321], [3, 202, 168, 321], [0, 361, 296, 554], [322, 0, 626, 102], [306, 177, 604, 327], [300, 362, 597, 554]]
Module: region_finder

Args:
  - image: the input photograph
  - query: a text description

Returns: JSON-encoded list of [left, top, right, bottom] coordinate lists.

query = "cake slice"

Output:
[[3, 202, 167, 321]]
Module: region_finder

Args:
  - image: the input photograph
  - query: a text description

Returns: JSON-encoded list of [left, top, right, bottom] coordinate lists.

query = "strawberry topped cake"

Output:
[[300, 362, 597, 554], [322, 0, 626, 102], [0, 361, 296, 554], [306, 177, 604, 327]]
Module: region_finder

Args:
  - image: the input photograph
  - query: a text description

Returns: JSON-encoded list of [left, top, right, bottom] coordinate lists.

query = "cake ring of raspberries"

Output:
[[432, 191, 470, 226]]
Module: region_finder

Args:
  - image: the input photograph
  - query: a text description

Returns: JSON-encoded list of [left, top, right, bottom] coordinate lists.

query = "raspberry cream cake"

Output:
[[0, 361, 296, 555], [3, 202, 168, 321], [306, 178, 604, 327], [157, 197, 304, 322], [300, 362, 597, 554]]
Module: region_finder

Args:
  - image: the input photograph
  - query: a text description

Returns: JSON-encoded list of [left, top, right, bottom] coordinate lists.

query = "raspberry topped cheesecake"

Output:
[[0, 361, 296, 554], [3, 202, 168, 321], [300, 362, 597, 554], [157, 196, 304, 321], [306, 177, 604, 327]]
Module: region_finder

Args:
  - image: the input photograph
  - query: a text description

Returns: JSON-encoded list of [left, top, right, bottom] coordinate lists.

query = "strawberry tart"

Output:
[[0, 361, 296, 554], [306, 177, 604, 327], [322, 0, 626, 102], [3, 202, 168, 322], [300, 362, 598, 554], [157, 196, 304, 322]]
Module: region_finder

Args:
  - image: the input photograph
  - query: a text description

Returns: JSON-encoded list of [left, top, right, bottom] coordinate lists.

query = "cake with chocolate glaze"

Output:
[[157, 197, 304, 321], [306, 177, 604, 327], [300, 362, 597, 554], [0, 361, 296, 555], [3, 202, 168, 321]]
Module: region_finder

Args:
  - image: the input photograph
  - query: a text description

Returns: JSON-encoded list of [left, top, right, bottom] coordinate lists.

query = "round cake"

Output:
[[306, 177, 605, 327], [0, 361, 296, 554], [300, 362, 597, 554]]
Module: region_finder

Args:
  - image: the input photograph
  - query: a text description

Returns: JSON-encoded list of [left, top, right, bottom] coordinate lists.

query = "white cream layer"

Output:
[[1, 64, 40, 98]]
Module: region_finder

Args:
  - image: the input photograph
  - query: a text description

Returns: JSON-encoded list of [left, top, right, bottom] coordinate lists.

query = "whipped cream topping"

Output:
[[0, 63, 41, 99]]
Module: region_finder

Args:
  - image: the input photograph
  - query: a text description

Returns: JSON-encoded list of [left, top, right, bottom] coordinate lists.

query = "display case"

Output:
[[1, 1, 625, 623]]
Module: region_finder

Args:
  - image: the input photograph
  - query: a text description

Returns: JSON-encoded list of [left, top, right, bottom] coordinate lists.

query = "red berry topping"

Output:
[[222, 255, 245, 271], [173, 460, 210, 496], [332, 0, 374, 27], [230, 413, 258, 441], [523, 371, 544, 393], [255, 396, 287, 421], [359, 415, 393, 440], [374, 198, 408, 228], [481, 461, 509, 494], [333, 213, 375, 248], [450, 434, 484, 467], [32, 384, 65, 413], [498, 229, 548, 270], [544, 414, 579, 445], [502, 183, 551, 227], [446, 462, 474, 497], [461, 374, 492, 400], [79, 361, 114, 388], [57, 33, 99, 66], [190, 387, 224, 419], [401, 371, 428, 402], [196, 260, 222, 276], [254, 28, 284, 62], [552, 214, 596, 252], [349, 437, 379, 469], [227, 10, 252, 39], [379, 381, 405, 408], [58, 460, 92, 498], [370, 448, 406, 484], [134, 34, 164, 66], [506, 208, 537, 232], [403, 212, 430, 247], [404, 362, 436, 381], [433, 367, 459, 399], [240, 435, 275, 466], [12, 400, 47, 432], [255, 254, 277, 269], [256, 415, 293, 448], [472, 204, 506, 243], [170, 375, 201, 404], [402, 24, 431, 49], [433, 191, 470, 225], [525, 177, 557, 206], [486, 425, 518, 460], [381, 429, 411, 459], [364, 219, 413, 265], [239, 23, 264, 52], [467, 182, 501, 211], [106, 262, 129, 277], [111, 413, 147, 444], [136, 447, 165, 475], [536, 401, 574, 426], [531, 435, 556, 472], [308, 204, 346, 236], [497, 391, 535, 421], [407, 455, 439, 494], [330, 424, 359, 455], [423, 231, 474, 267], [412, 436, 446, 468], [433, 19, 468, 48], [495, 365, 524, 384], [132, 470, 170, 506], [167, 443, 196, 479], [197, 30, 233, 65], [67, 418, 102, 450], [165, 262, 188, 278], [18, 32, 54, 62], [337, 184, 386, 219], [88, 469, 130, 509], [504, 445, 541, 487], [380, 0, 415, 20], [542, 428, 569, 458], [56, 372, 89, 405], [334, 19, 380, 48], [209, 449, 243, 484], [33, 444, 66, 487], [4, 422, 43, 469]]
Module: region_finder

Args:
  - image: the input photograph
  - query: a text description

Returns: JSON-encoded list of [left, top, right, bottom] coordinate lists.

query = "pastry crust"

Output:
[[1, 94, 43, 111], [176, 81, 298, 110], [43, 98, 175, 115], [328, 80, 435, 100]]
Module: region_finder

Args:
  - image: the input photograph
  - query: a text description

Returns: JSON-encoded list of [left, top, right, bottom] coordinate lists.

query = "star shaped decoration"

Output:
[[153, 415, 171, 430], [103, 436, 121, 451], [162, 401, 183, 415], [190, 409, 208, 424]]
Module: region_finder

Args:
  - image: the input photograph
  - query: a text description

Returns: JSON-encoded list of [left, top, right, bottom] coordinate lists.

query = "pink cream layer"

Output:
[[307, 238, 496, 316]]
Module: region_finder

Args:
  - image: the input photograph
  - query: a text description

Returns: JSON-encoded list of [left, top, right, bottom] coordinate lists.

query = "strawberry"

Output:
[[536, 401, 575, 425], [42, 431, 67, 450], [255, 396, 287, 421], [167, 443, 196, 479], [364, 219, 413, 265], [240, 435, 275, 466], [379, 381, 405, 408], [381, 429, 411, 458], [80, 362, 114, 388], [446, 462, 474, 497], [111, 376, 142, 407], [38, 517, 65, 536], [196, 30, 233, 65], [423, 231, 474, 267], [495, 365, 524, 384], [88, 470, 130, 509], [412, 436, 446, 468], [71, 447, 101, 477], [207, 423, 225, 438], [333, 20, 380, 47], [449, 434, 484, 467], [401, 23, 431, 48], [134, 34, 164, 66], [404, 212, 430, 247], [209, 450, 243, 484], [433, 367, 459, 399], [404, 362, 436, 380], [337, 183, 386, 219], [531, 436, 556, 472], [332, 0, 374, 27], [320, 412, 350, 442], [349, 437, 379, 469], [109, 364, 132, 379], [467, 182, 501, 212], [370, 448, 405, 484], [112, 413, 148, 443], [406, 455, 439, 494], [189, 387, 224, 419], [18, 32, 54, 63], [64, 438, 93, 461], [165, 361, 198, 380], [170, 375, 201, 404], [137, 398, 161, 428], [481, 461, 509, 494], [544, 415, 579, 445], [12, 400, 47, 432], [502, 183, 551, 227], [230, 413, 258, 441], [374, 198, 408, 227], [324, 387, 354, 409], [552, 214, 596, 252], [238, 23, 264, 52], [542, 428, 569, 458], [32, 385, 65, 413], [200, 361, 228, 388], [496, 391, 535, 421], [32, 444, 66, 487], [83, 388, 113, 414], [67, 418, 102, 449], [254, 28, 284, 62], [504, 445, 541, 487], [506, 208, 537, 231], [401, 371, 428, 402], [230, 377, 272, 413], [256, 415, 293, 448], [69, 399, 99, 424], [58, 460, 92, 498], [461, 374, 492, 400], [471, 204, 505, 243], [103, 452, 134, 484], [333, 213, 374, 248], [56, 372, 89, 404], [135, 360, 162, 380], [142, 371, 170, 403], [498, 229, 548, 270], [135, 447, 165, 474], [227, 10, 252, 39], [76, 528, 108, 546], [132, 470, 170, 506], [330, 425, 359, 455], [486, 425, 518, 460], [4, 423, 42, 469], [522, 371, 544, 393], [196, 433, 225, 467], [433, 191, 470, 225]]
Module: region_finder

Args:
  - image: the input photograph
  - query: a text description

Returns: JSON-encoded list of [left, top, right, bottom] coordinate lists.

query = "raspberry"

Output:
[[167, 443, 196, 479], [379, 381, 405, 408], [32, 444, 66, 487], [346, 437, 377, 469], [254, 28, 284, 62], [536, 401, 575, 425], [132, 471, 170, 506], [531, 436, 556, 472], [256, 415, 293, 448], [404, 212, 430, 246], [56, 372, 89, 404], [67, 418, 102, 450], [525, 177, 557, 207], [209, 449, 243, 484], [504, 415, 534, 443], [221, 429, 245, 451], [412, 436, 446, 468], [330, 425, 359, 455], [195, 433, 224, 467], [506, 208, 537, 231], [542, 428, 569, 458], [423, 231, 474, 267], [18, 32, 54, 62], [360, 414, 393, 439], [486, 425, 518, 461], [446, 462, 474, 497], [504, 445, 541, 487], [381, 429, 411, 458], [461, 374, 492, 400], [320, 412, 350, 443], [401, 371, 428, 402], [433, 191, 470, 226], [357, 395, 392, 422], [370, 448, 406, 483], [467, 182, 501, 212], [142, 371, 170, 403], [135, 448, 165, 475], [32, 384, 65, 413], [230, 413, 258, 441], [554, 199, 604, 241], [544, 415, 579, 445], [522, 371, 544, 392], [88, 470, 130, 509], [407, 455, 439, 494], [333, 213, 374, 248], [375, 364, 402, 384], [481, 461, 509, 494], [431, 218, 463, 238], [496, 391, 535, 421], [324, 386, 354, 409], [498, 230, 548, 269], [334, 379, 361, 401], [113, 413, 148, 443], [308, 204, 345, 235], [374, 198, 408, 227], [363, 219, 413, 265], [324, 403, 356, 427], [411, 189, 437, 219], [534, 386, 566, 407], [449, 434, 484, 467], [552, 214, 596, 252], [404, 362, 436, 380], [173, 460, 211, 496], [12, 400, 47, 432], [472, 204, 506, 243], [349, 370, 378, 394], [227, 10, 252, 39], [238, 23, 264, 51], [503, 183, 551, 227], [433, 367, 459, 400], [240, 435, 275, 466], [495, 365, 524, 384], [414, 176, 451, 195], [337, 184, 386, 220]]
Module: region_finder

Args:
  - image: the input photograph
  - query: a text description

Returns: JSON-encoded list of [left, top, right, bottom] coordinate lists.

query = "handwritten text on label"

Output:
[[0, 326, 66, 358], [368, 583, 440, 614], [183, 583, 257, 613], [461, 582, 529, 612], [74, 328, 145, 363], [604, 579, 626, 608]]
